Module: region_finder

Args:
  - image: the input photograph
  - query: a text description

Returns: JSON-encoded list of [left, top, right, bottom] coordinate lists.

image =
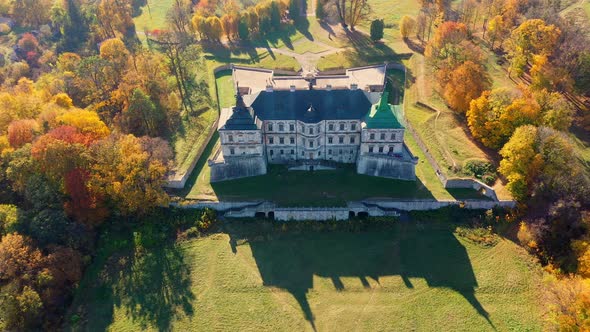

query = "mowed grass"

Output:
[[133, 0, 175, 31], [67, 221, 544, 331]]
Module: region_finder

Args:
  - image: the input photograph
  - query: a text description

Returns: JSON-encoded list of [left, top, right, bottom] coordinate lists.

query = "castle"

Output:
[[208, 64, 418, 182]]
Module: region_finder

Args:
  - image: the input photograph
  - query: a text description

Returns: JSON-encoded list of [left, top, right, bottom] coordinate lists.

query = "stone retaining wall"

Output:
[[172, 199, 516, 221], [209, 155, 268, 182]]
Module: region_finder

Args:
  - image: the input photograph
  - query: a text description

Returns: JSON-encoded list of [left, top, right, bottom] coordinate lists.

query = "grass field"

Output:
[[67, 219, 544, 331], [133, 0, 175, 32]]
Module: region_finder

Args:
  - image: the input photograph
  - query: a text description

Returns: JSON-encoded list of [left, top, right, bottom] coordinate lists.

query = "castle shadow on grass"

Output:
[[228, 224, 493, 331]]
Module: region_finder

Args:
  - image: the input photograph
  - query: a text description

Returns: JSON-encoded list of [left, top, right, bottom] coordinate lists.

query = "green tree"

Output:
[[270, 1, 281, 30], [316, 0, 325, 19], [123, 88, 165, 137], [289, 0, 299, 20], [238, 16, 250, 40], [370, 19, 384, 41]]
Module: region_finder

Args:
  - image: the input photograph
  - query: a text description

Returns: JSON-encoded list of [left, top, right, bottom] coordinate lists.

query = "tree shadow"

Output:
[[114, 243, 195, 331], [209, 165, 436, 206], [404, 38, 425, 55], [329, 29, 412, 69], [227, 224, 494, 330], [69, 220, 196, 332]]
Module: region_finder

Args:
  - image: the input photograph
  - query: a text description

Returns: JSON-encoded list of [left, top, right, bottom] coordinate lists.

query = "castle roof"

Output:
[[218, 105, 258, 130], [363, 83, 404, 129], [247, 89, 377, 123]]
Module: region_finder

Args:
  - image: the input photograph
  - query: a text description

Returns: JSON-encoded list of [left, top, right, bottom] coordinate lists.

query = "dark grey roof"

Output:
[[247, 89, 374, 123], [219, 106, 258, 130]]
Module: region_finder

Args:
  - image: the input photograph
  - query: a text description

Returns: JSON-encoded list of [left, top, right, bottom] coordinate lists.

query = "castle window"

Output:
[[270, 149, 274, 156], [319, 151, 321, 156], [391, 133, 396, 140], [228, 135, 234, 142], [339, 136, 344, 144], [370, 133, 375, 140], [290, 124, 294, 131], [350, 137, 355, 144], [380, 133, 386, 140], [269, 137, 274, 144], [280, 149, 284, 155], [302, 151, 304, 156], [309, 127, 313, 135], [369, 146, 374, 153], [389, 146, 394, 153], [329, 123, 334, 131], [309, 141, 314, 148], [328, 149, 332, 155], [379, 146, 384, 153], [290, 137, 295, 144], [279, 124, 284, 131], [339, 149, 343, 155], [268, 123, 273, 131], [340, 123, 345, 130], [230, 147, 235, 155], [291, 149, 294, 154], [351, 123, 356, 131], [328, 137, 333, 144], [280, 137, 284, 144]]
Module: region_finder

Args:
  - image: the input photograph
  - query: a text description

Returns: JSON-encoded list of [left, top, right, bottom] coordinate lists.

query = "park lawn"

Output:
[[67, 220, 545, 332], [133, 0, 174, 32]]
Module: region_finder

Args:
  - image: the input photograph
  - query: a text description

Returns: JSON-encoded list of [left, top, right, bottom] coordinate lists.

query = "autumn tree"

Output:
[[205, 16, 223, 41], [442, 61, 490, 113], [96, 0, 137, 41], [467, 87, 573, 149], [7, 119, 38, 149], [0, 233, 44, 281], [0, 204, 19, 236], [122, 88, 165, 137], [506, 19, 561, 77], [499, 126, 587, 202], [486, 15, 510, 50], [12, 0, 52, 27], [400, 15, 416, 40], [88, 134, 171, 216], [425, 22, 478, 70], [544, 276, 590, 330]]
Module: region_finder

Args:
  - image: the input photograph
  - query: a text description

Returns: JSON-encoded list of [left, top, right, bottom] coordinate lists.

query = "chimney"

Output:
[[351, 83, 358, 90], [326, 84, 332, 91], [290, 85, 296, 92], [266, 85, 273, 92]]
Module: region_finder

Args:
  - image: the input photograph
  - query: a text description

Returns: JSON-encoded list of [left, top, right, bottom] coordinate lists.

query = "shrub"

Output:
[[464, 159, 497, 185], [455, 225, 499, 247], [197, 208, 216, 232]]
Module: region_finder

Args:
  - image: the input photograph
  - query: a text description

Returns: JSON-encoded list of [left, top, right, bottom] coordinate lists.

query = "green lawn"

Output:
[[133, 0, 174, 32], [67, 219, 544, 331]]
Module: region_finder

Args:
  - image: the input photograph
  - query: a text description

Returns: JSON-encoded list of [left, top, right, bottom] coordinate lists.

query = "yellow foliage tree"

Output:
[[56, 109, 110, 141], [400, 15, 416, 39]]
